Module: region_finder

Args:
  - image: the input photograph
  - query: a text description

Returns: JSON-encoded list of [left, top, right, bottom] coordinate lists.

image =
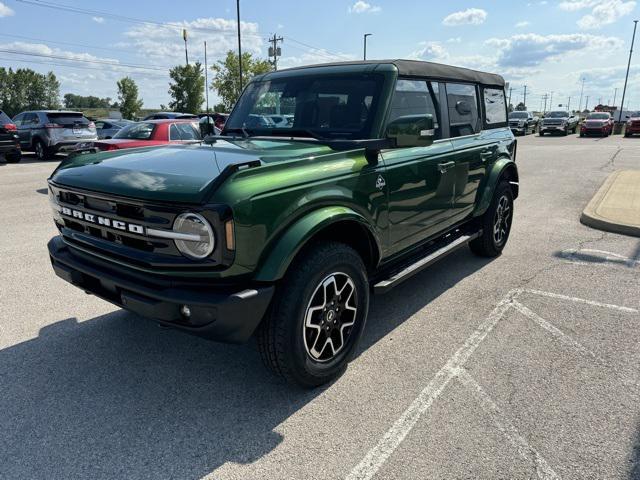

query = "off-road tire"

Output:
[[257, 242, 370, 388], [563, 127, 569, 136], [469, 181, 514, 257]]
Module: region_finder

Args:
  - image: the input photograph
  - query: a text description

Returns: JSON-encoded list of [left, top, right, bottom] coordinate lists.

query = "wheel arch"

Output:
[[253, 206, 381, 282], [474, 158, 519, 216]]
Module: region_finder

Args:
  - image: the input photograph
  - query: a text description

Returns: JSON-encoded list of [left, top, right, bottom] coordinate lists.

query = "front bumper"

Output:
[[48, 236, 274, 343], [540, 125, 567, 133], [509, 126, 526, 134]]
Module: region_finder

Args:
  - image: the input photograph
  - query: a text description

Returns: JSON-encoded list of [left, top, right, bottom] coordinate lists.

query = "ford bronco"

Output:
[[47, 60, 518, 387]]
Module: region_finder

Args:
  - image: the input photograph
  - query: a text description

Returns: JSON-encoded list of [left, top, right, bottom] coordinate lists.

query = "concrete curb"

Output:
[[580, 170, 640, 237]]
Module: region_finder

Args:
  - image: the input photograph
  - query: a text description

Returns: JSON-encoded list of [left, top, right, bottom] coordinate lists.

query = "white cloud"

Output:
[[409, 41, 449, 61], [0, 2, 14, 17], [447, 37, 462, 43], [348, 1, 381, 14], [486, 33, 624, 68], [559, 0, 636, 29], [92, 16, 105, 24], [279, 49, 356, 69], [515, 20, 530, 28], [442, 8, 487, 26]]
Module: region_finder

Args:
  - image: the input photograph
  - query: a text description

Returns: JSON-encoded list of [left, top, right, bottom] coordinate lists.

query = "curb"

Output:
[[580, 170, 640, 237]]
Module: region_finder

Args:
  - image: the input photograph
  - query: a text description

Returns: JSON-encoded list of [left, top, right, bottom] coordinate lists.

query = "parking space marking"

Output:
[[558, 249, 640, 269], [346, 290, 521, 480], [512, 301, 599, 360], [456, 369, 561, 480], [523, 289, 639, 313], [347, 288, 639, 480]]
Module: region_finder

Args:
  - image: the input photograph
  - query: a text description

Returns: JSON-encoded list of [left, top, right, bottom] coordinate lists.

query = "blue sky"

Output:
[[0, 0, 639, 110]]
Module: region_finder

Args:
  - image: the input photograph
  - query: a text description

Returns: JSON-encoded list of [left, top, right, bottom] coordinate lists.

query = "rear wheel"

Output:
[[257, 242, 370, 387], [470, 181, 514, 257], [33, 139, 51, 160]]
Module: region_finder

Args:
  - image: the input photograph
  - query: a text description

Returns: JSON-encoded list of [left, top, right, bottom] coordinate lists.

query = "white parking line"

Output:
[[456, 369, 561, 480], [512, 301, 599, 360], [523, 289, 639, 313], [558, 249, 640, 269], [345, 290, 521, 480]]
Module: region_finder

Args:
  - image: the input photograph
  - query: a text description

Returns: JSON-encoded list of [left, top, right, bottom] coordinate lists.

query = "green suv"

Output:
[[47, 60, 518, 387]]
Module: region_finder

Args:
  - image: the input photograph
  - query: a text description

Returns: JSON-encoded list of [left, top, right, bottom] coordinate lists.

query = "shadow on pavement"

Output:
[[632, 424, 640, 480], [0, 248, 492, 479]]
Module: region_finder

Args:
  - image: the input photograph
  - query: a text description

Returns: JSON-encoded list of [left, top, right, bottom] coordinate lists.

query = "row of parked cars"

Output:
[[0, 109, 234, 162], [509, 109, 640, 137]]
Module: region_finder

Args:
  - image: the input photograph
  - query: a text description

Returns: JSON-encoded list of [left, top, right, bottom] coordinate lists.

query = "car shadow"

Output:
[[632, 423, 640, 479], [0, 248, 493, 479]]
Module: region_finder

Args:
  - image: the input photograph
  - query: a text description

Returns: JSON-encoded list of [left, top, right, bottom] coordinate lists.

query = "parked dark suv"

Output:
[[0, 110, 21, 163], [508, 111, 538, 135], [47, 60, 518, 387], [13, 111, 97, 160]]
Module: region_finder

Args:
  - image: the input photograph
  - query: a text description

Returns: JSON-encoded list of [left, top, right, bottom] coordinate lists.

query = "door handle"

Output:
[[438, 161, 455, 173], [480, 149, 494, 161]]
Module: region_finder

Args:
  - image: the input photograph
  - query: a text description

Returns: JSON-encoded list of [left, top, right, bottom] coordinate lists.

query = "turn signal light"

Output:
[[225, 220, 235, 251]]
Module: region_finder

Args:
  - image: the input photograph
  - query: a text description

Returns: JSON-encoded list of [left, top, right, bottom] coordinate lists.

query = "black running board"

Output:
[[373, 231, 481, 294]]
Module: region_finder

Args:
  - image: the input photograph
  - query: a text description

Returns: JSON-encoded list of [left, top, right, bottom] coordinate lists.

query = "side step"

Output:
[[373, 231, 481, 294]]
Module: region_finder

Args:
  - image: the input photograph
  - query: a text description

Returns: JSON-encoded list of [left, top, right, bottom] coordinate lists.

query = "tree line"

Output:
[[0, 50, 272, 120]]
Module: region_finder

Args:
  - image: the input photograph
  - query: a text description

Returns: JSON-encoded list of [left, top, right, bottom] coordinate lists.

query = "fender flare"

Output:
[[473, 157, 519, 216], [254, 206, 380, 282]]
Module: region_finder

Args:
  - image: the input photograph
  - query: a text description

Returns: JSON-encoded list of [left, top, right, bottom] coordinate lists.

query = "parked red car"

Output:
[[624, 114, 640, 137], [93, 119, 202, 151], [580, 112, 613, 137]]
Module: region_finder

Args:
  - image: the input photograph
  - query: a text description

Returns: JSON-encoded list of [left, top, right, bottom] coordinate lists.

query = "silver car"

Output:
[[12, 110, 98, 160], [95, 119, 133, 139]]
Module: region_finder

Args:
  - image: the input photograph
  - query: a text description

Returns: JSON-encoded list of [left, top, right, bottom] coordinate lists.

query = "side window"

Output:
[[483, 87, 507, 126], [177, 123, 200, 140], [169, 124, 180, 140], [446, 83, 480, 138], [23, 113, 37, 125], [388, 79, 441, 140], [13, 113, 24, 126], [95, 121, 105, 129]]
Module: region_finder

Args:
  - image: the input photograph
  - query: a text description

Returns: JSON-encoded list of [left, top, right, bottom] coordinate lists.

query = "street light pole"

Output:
[[578, 77, 585, 113], [619, 20, 638, 122], [363, 33, 372, 60], [204, 41, 209, 114], [236, 0, 243, 93]]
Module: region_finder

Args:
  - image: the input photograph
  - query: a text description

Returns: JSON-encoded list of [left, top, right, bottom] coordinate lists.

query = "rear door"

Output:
[[381, 79, 457, 254], [16, 113, 37, 147], [446, 83, 501, 223]]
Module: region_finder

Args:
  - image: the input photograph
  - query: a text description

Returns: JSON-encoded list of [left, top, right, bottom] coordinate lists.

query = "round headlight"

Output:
[[173, 212, 215, 260]]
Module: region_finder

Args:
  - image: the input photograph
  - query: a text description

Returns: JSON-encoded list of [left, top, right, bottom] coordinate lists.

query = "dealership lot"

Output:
[[1, 135, 639, 479]]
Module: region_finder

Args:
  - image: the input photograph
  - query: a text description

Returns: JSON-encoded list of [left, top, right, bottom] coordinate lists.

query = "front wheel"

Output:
[[257, 242, 370, 387], [5, 151, 21, 163], [470, 181, 514, 257]]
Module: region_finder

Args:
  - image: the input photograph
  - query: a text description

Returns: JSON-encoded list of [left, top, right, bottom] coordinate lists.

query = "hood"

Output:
[[50, 139, 332, 204]]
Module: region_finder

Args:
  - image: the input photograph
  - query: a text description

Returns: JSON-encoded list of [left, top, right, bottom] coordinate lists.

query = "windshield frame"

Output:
[[224, 71, 390, 141], [113, 122, 156, 140]]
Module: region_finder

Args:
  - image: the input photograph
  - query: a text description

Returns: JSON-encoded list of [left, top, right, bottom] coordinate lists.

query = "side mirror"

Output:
[[386, 114, 435, 148]]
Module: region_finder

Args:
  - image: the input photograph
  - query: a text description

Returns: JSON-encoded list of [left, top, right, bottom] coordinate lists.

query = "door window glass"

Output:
[[388, 79, 441, 139], [484, 88, 507, 125], [12, 113, 24, 126], [177, 122, 201, 140], [446, 83, 480, 137], [169, 124, 180, 140]]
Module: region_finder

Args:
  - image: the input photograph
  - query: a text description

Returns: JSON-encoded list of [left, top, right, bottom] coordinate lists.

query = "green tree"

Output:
[[168, 62, 205, 113], [515, 102, 526, 111], [117, 77, 143, 120], [63, 93, 112, 109], [0, 68, 60, 116], [211, 51, 273, 111]]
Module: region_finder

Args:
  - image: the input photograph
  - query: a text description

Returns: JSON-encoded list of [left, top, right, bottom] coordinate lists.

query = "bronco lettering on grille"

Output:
[[61, 206, 145, 234]]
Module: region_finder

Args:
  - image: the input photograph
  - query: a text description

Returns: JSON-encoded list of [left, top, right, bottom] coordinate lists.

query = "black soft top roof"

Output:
[[273, 59, 505, 87]]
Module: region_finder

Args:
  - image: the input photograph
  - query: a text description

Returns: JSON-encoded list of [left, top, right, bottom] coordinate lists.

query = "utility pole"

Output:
[[567, 96, 571, 112], [236, 0, 243, 93], [523, 85, 527, 110], [182, 29, 189, 66], [268, 34, 284, 70], [542, 93, 549, 113], [619, 20, 638, 122], [549, 91, 554, 109], [363, 33, 372, 60], [578, 77, 585, 114], [613, 87, 618, 108], [508, 87, 513, 109], [204, 41, 209, 114], [585, 95, 589, 111]]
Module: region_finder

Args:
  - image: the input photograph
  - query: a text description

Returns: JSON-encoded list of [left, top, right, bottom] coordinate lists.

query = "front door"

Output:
[[380, 79, 457, 255]]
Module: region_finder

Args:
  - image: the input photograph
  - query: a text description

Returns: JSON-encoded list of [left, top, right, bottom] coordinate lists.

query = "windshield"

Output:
[[587, 113, 610, 120], [113, 122, 155, 140], [509, 112, 528, 119], [546, 111, 569, 118], [225, 73, 385, 139]]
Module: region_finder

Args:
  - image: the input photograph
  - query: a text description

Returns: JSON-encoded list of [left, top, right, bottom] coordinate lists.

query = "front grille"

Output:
[[543, 119, 564, 125]]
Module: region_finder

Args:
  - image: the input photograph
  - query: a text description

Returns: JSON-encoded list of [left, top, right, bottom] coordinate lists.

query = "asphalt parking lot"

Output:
[[1, 135, 639, 480]]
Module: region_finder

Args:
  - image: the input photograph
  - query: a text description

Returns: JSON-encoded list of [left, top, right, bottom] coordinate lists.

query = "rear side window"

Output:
[[171, 122, 201, 140], [12, 113, 24, 126], [47, 113, 90, 126], [483, 88, 507, 126], [388, 79, 441, 139], [446, 83, 480, 138], [0, 111, 11, 124]]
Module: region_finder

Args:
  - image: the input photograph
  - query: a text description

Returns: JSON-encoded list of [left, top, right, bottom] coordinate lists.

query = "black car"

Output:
[[0, 110, 21, 163], [142, 112, 198, 120]]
